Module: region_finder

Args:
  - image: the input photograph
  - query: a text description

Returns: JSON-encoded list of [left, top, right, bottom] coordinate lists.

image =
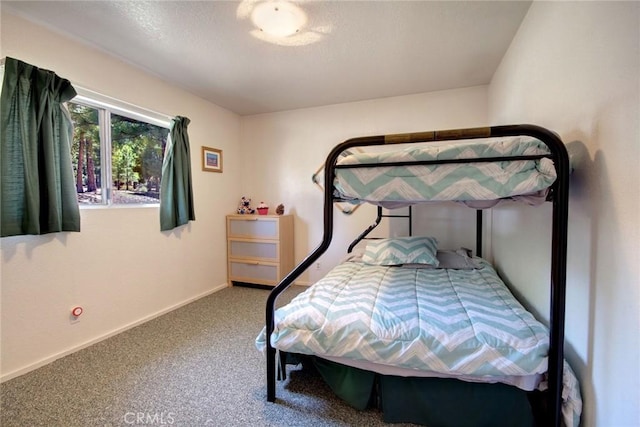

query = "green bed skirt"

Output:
[[288, 354, 536, 427]]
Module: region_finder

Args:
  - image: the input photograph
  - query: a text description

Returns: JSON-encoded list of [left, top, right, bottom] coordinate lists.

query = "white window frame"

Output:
[[71, 87, 172, 209]]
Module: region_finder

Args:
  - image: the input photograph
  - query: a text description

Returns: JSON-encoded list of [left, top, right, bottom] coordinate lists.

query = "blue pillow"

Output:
[[363, 236, 439, 266]]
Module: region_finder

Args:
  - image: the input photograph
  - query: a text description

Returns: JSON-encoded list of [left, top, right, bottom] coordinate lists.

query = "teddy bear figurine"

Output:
[[237, 196, 255, 214]]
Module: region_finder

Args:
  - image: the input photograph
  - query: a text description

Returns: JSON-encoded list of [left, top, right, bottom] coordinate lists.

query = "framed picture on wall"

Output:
[[202, 146, 223, 173]]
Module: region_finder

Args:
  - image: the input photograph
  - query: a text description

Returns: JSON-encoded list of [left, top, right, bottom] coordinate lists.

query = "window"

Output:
[[67, 94, 170, 206]]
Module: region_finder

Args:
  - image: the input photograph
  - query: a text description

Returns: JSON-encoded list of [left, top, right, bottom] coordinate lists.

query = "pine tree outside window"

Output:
[[67, 95, 170, 206]]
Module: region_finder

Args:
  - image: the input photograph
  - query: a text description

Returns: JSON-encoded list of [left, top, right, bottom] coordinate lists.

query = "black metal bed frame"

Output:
[[346, 206, 485, 259], [346, 206, 412, 253], [265, 124, 569, 427]]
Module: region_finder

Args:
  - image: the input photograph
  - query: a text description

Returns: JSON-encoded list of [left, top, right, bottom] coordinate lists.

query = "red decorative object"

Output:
[[257, 201, 269, 215]]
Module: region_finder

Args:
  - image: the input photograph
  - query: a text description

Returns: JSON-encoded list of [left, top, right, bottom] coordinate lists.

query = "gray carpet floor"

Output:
[[1, 285, 414, 427]]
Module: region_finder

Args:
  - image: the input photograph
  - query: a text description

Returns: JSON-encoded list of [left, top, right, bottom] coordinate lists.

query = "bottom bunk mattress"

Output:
[[256, 252, 581, 426]]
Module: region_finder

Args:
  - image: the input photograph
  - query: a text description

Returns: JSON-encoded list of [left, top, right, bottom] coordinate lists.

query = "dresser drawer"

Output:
[[229, 260, 278, 285], [227, 216, 279, 239], [226, 214, 294, 287], [228, 239, 278, 262]]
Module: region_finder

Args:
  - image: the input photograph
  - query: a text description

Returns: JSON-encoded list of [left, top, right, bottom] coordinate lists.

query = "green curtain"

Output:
[[0, 57, 80, 237], [159, 116, 195, 231]]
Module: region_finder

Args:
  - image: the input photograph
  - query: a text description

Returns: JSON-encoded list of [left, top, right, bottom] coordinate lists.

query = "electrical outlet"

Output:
[[315, 262, 321, 270]]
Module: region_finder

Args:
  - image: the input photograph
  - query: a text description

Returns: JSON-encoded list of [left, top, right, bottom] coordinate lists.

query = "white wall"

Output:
[[488, 2, 639, 426], [240, 87, 488, 283], [0, 13, 241, 380]]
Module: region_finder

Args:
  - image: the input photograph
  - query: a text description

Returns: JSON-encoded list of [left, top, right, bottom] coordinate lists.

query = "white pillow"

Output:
[[363, 236, 439, 266]]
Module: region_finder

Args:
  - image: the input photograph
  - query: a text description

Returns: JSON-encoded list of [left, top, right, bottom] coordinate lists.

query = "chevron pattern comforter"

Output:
[[257, 257, 582, 426], [264, 258, 550, 376], [334, 137, 557, 206]]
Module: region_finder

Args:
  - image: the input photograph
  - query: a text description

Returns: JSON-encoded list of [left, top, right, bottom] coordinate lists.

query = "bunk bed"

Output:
[[257, 125, 581, 427]]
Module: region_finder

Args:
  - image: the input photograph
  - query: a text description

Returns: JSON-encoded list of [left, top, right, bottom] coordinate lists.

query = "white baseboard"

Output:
[[0, 283, 229, 383]]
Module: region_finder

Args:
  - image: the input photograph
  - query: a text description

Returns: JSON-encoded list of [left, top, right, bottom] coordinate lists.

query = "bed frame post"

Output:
[[266, 135, 384, 402], [493, 125, 569, 427], [544, 130, 570, 427], [476, 210, 483, 258]]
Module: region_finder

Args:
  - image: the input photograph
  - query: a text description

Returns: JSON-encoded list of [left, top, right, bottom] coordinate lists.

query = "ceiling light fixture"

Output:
[[250, 1, 307, 38], [237, 0, 330, 46]]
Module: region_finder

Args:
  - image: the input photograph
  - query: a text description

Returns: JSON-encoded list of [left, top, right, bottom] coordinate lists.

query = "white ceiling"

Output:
[[3, 0, 532, 116]]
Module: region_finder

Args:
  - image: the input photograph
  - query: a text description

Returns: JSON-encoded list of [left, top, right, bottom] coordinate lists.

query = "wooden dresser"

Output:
[[226, 214, 294, 287]]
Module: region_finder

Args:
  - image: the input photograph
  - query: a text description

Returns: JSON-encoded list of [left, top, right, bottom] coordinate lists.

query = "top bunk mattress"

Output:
[[333, 137, 557, 208]]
